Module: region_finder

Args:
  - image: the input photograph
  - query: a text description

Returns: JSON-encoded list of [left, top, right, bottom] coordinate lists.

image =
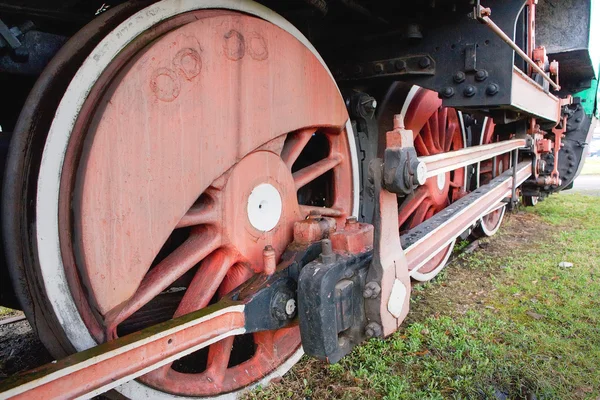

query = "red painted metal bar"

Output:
[[0, 305, 245, 400]]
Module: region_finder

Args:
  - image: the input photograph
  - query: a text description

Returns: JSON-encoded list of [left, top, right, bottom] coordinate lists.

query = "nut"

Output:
[[442, 87, 455, 98], [365, 322, 383, 338], [363, 281, 382, 299], [453, 71, 466, 83]]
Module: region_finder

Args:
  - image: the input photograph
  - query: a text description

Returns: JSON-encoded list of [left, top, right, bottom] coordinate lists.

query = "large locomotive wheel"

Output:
[[473, 117, 509, 238], [396, 86, 467, 282], [3, 1, 359, 398]]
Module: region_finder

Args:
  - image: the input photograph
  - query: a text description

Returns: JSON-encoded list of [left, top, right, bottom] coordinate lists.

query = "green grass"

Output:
[[246, 194, 600, 400], [0, 307, 15, 317], [581, 158, 600, 175]]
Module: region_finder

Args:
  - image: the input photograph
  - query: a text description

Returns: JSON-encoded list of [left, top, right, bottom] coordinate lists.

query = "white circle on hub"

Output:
[[247, 183, 283, 232]]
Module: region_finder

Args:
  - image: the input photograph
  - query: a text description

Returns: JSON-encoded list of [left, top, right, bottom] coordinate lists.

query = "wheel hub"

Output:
[[220, 150, 301, 271]]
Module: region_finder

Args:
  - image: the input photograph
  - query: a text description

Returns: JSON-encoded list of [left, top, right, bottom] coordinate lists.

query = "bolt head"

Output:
[[364, 322, 382, 338], [486, 83, 499, 96], [464, 85, 477, 97], [363, 281, 382, 299], [353, 65, 363, 75], [419, 57, 431, 69], [395, 60, 406, 71], [475, 69, 489, 81], [374, 63, 384, 74], [453, 71, 466, 83], [442, 87, 455, 98]]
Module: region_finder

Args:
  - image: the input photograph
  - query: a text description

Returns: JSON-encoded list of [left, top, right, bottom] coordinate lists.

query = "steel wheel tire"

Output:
[[3, 1, 359, 398]]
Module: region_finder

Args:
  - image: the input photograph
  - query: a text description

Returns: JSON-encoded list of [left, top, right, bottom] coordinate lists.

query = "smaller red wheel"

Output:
[[473, 117, 510, 237], [398, 87, 468, 281]]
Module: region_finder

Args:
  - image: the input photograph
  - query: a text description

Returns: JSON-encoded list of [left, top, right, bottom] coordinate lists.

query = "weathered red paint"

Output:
[[399, 88, 466, 275], [70, 11, 349, 315], [52, 10, 356, 396], [331, 218, 374, 254]]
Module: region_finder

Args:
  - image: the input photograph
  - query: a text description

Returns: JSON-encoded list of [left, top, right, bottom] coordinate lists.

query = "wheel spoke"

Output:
[[414, 134, 430, 156], [430, 110, 443, 152], [205, 336, 235, 382], [219, 263, 255, 296], [425, 206, 435, 220], [176, 197, 219, 229], [438, 108, 447, 151], [293, 154, 342, 190], [446, 122, 460, 152], [408, 199, 433, 229], [422, 121, 438, 155], [254, 331, 275, 360], [281, 128, 316, 169], [104, 227, 221, 332], [174, 248, 236, 318], [398, 186, 428, 228]]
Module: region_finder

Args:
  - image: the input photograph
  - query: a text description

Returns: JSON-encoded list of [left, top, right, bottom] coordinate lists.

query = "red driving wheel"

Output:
[[399, 87, 468, 281], [6, 4, 358, 398]]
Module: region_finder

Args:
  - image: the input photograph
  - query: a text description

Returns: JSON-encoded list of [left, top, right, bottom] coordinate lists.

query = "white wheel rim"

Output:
[[34, 1, 359, 398]]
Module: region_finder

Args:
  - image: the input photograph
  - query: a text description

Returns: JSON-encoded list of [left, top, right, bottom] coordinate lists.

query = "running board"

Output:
[[402, 161, 532, 275]]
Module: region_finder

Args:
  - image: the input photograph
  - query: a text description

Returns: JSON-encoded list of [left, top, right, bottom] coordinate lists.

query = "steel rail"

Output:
[[475, 5, 560, 91], [402, 161, 532, 274], [0, 304, 246, 400], [418, 138, 528, 178]]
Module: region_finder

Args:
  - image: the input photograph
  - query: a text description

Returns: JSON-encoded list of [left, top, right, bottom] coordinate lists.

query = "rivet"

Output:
[[475, 69, 489, 81], [453, 71, 466, 83], [442, 87, 455, 98], [464, 85, 477, 97], [486, 83, 499, 96]]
